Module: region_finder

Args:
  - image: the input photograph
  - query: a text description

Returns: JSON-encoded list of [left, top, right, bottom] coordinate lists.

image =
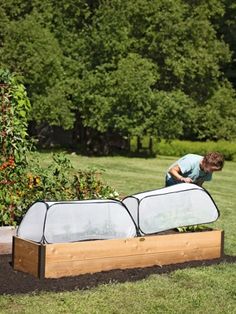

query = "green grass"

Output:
[[0, 153, 235, 313], [0, 264, 235, 314]]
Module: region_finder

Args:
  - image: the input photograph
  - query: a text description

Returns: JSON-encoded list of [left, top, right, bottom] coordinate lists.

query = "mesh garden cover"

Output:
[[122, 183, 219, 235], [17, 184, 219, 243], [17, 200, 137, 243]]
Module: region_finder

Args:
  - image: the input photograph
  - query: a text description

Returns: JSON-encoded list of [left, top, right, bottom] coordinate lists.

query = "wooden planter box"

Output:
[[12, 229, 224, 279]]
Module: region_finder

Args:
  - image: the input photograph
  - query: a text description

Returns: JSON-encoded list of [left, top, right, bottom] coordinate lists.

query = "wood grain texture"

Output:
[[13, 236, 41, 277], [12, 231, 223, 278], [44, 230, 223, 278]]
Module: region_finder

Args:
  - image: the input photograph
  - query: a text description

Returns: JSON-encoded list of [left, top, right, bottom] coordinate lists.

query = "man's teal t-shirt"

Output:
[[166, 154, 212, 185]]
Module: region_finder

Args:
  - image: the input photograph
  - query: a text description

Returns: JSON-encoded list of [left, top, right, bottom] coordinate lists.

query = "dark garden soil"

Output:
[[1, 254, 236, 295]]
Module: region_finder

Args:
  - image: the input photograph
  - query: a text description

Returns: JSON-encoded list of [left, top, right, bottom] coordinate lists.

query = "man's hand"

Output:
[[180, 177, 193, 183]]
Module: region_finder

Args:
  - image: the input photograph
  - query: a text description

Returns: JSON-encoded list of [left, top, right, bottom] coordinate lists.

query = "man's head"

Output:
[[201, 152, 225, 173]]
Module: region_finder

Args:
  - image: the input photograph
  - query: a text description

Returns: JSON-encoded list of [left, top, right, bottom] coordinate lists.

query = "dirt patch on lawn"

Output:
[[0, 254, 235, 295]]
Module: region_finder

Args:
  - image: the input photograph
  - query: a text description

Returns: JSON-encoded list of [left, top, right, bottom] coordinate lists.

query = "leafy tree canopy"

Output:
[[0, 0, 235, 143]]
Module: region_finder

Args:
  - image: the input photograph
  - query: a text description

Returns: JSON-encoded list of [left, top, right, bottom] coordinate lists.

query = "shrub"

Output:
[[132, 137, 236, 161], [0, 153, 119, 226], [154, 140, 236, 161], [74, 168, 119, 200]]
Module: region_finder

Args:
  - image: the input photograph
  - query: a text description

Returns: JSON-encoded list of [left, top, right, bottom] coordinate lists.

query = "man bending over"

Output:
[[165, 152, 224, 187]]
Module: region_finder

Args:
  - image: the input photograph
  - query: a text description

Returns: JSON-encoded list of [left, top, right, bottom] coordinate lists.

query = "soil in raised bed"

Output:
[[0, 254, 235, 295]]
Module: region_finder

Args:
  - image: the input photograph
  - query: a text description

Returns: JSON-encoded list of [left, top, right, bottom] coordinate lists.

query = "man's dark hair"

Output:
[[203, 152, 225, 170]]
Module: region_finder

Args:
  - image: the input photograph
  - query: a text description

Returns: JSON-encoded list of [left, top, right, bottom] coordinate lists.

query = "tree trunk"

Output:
[[149, 137, 153, 154], [136, 136, 142, 153]]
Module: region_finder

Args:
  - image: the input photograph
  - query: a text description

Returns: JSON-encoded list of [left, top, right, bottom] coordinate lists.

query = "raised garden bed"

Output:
[[12, 229, 224, 279], [12, 184, 223, 279]]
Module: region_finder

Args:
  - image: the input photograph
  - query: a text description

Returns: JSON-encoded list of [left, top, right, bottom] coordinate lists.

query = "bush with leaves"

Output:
[[74, 168, 119, 200], [0, 151, 119, 226]]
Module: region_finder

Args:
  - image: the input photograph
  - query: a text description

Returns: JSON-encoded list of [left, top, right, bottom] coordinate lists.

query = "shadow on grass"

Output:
[[35, 147, 158, 159], [1, 254, 235, 295]]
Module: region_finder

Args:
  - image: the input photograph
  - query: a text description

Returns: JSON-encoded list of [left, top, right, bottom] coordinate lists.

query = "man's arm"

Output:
[[168, 165, 193, 183]]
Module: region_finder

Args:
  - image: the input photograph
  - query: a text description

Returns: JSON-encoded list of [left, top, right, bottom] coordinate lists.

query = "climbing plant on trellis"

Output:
[[0, 70, 31, 225]]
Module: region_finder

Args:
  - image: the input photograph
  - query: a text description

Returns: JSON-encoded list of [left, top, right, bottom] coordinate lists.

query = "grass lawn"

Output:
[[0, 153, 235, 314]]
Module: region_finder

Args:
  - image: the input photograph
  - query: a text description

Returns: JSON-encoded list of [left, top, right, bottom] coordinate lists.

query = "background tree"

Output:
[[0, 0, 236, 153]]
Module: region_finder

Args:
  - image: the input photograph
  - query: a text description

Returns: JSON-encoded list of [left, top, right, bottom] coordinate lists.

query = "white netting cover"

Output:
[[122, 183, 219, 234], [17, 200, 137, 243], [17, 202, 48, 242]]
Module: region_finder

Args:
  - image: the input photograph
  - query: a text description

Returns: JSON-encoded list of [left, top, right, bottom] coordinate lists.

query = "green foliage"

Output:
[[25, 154, 118, 216], [0, 13, 74, 129], [74, 0, 236, 141], [176, 225, 210, 233], [0, 71, 32, 225], [74, 168, 119, 199], [77, 53, 159, 136], [192, 82, 236, 140], [150, 139, 236, 161], [0, 69, 11, 83], [127, 0, 230, 95], [150, 90, 195, 139], [109, 53, 158, 136], [0, 0, 236, 143], [0, 152, 119, 226], [0, 70, 31, 163]]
